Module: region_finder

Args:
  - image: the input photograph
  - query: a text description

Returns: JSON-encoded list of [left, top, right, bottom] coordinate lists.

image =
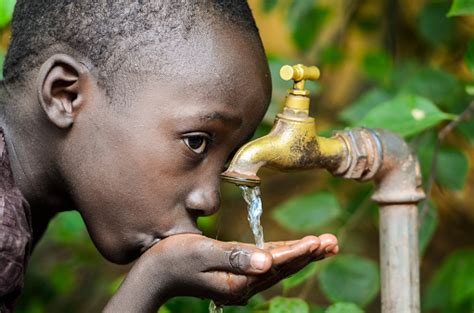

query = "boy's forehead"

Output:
[[122, 28, 269, 99]]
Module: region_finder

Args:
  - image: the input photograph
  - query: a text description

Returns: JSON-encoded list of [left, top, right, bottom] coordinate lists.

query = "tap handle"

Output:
[[280, 64, 320, 82]]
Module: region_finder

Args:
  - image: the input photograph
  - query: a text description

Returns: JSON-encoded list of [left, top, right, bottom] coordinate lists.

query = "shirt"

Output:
[[0, 130, 32, 313]]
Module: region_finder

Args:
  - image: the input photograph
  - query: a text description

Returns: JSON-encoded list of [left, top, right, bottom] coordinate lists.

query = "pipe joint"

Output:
[[334, 128, 425, 205]]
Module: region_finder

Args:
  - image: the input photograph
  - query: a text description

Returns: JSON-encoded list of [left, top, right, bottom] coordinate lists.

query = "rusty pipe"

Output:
[[335, 128, 425, 313]]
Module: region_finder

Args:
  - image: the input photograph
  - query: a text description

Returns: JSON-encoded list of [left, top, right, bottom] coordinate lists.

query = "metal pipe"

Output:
[[379, 204, 420, 313], [335, 128, 425, 313]]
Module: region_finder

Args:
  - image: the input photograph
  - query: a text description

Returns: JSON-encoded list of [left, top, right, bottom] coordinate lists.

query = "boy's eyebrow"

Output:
[[199, 112, 242, 126]]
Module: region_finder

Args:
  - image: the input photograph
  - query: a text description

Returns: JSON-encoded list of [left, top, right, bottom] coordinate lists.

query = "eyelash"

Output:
[[182, 132, 213, 155]]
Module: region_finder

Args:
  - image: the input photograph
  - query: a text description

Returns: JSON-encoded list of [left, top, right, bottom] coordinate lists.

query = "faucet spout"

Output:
[[221, 111, 348, 186], [221, 64, 348, 187]]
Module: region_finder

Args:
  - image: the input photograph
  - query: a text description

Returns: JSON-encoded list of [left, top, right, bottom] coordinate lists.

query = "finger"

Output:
[[313, 233, 338, 260], [202, 239, 272, 275], [247, 253, 312, 294], [200, 271, 250, 305], [271, 236, 320, 265], [262, 239, 300, 250]]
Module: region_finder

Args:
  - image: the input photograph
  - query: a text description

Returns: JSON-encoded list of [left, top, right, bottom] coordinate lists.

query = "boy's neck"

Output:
[[0, 84, 72, 240]]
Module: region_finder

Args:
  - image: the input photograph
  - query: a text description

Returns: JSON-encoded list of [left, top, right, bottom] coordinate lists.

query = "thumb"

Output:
[[204, 240, 272, 275]]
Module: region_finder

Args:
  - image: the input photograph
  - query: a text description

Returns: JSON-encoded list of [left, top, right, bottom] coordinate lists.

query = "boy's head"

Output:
[[3, 1, 271, 263]]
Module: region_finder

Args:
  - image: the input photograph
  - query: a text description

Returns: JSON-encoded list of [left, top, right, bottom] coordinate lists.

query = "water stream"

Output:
[[209, 186, 265, 313], [240, 186, 265, 249]]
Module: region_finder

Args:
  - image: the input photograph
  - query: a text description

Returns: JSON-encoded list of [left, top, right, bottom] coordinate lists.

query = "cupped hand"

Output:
[[105, 233, 338, 312], [146, 233, 338, 306]]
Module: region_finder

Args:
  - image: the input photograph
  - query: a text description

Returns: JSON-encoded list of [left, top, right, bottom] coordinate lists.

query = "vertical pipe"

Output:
[[379, 204, 420, 313]]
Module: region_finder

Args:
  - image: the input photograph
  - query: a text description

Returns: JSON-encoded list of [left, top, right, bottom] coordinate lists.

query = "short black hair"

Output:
[[3, 0, 260, 88]]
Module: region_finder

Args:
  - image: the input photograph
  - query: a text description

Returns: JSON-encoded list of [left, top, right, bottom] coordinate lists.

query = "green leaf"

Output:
[[339, 89, 392, 124], [262, 0, 278, 13], [310, 304, 326, 313], [447, 0, 474, 17], [436, 147, 468, 190], [319, 46, 344, 65], [357, 94, 454, 137], [269, 297, 309, 313], [197, 214, 217, 235], [325, 302, 365, 313], [287, 1, 329, 51], [418, 202, 438, 255], [319, 255, 380, 307], [272, 192, 341, 232], [400, 68, 462, 111], [424, 250, 474, 312], [0, 0, 15, 29], [47, 211, 88, 244], [417, 2, 454, 45], [465, 39, 474, 76], [362, 51, 392, 85], [457, 107, 474, 142], [282, 262, 318, 290]]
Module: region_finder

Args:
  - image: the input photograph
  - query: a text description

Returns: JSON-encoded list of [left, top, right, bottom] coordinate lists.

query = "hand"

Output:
[[104, 233, 338, 312]]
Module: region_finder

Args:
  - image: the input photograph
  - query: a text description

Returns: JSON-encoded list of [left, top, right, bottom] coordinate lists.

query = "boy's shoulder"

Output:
[[0, 129, 32, 313]]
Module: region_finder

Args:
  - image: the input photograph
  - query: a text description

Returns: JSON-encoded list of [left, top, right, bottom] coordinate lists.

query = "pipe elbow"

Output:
[[371, 129, 425, 204], [335, 128, 425, 204]]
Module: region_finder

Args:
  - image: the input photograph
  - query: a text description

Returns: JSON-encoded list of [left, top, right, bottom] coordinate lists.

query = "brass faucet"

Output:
[[220, 64, 349, 186]]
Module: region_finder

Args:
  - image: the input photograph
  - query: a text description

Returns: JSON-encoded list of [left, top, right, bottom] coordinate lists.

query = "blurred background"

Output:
[[1, 0, 473, 312]]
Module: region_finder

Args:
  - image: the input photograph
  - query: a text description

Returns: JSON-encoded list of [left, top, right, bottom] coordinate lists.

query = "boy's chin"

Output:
[[92, 237, 151, 265]]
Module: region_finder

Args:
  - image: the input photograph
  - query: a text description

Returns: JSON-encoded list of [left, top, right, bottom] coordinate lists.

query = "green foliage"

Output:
[[319, 46, 344, 65], [46, 211, 88, 244], [339, 89, 392, 124], [325, 302, 365, 313], [418, 202, 438, 255], [269, 297, 309, 313], [0, 0, 15, 28], [318, 255, 380, 307], [417, 2, 454, 45], [287, 0, 329, 51], [447, 0, 474, 16], [465, 39, 474, 76], [424, 250, 474, 312], [261, 0, 278, 13], [356, 94, 454, 137], [282, 262, 318, 290], [400, 68, 462, 111], [436, 147, 469, 190], [272, 192, 341, 233], [362, 51, 392, 85]]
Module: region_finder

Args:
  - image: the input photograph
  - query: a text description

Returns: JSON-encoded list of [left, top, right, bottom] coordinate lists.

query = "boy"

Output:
[[0, 1, 338, 312]]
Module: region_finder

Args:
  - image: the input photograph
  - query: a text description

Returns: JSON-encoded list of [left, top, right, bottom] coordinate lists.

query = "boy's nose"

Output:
[[185, 188, 220, 217]]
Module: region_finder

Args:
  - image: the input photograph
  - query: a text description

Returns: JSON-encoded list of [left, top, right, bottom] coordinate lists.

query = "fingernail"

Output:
[[250, 252, 267, 270]]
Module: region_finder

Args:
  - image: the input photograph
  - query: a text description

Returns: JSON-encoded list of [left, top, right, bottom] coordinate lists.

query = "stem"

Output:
[[419, 101, 474, 223]]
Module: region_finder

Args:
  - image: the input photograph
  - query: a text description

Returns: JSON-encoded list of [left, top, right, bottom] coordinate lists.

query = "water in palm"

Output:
[[209, 186, 265, 313]]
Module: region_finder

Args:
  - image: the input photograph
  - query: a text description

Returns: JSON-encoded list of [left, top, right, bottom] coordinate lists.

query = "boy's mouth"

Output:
[[139, 228, 203, 255], [140, 237, 161, 254]]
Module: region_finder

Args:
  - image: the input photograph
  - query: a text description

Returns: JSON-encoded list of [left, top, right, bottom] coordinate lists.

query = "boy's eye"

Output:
[[183, 133, 210, 154]]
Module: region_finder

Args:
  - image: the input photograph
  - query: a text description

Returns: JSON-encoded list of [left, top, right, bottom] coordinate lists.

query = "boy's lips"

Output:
[[139, 228, 203, 254], [140, 237, 161, 254]]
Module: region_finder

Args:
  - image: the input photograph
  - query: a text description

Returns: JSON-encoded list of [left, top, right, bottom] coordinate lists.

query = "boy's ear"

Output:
[[37, 54, 91, 129]]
